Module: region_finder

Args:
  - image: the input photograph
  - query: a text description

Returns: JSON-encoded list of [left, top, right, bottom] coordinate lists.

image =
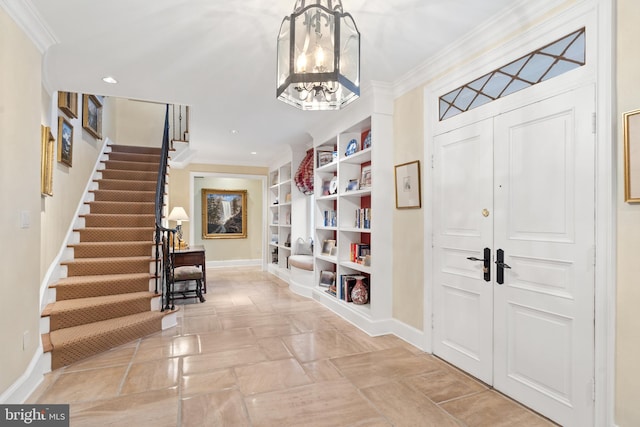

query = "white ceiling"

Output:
[[23, 0, 516, 166]]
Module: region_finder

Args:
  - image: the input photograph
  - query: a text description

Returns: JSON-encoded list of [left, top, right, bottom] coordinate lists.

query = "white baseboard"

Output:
[[0, 348, 50, 404], [206, 259, 262, 269], [388, 319, 429, 352]]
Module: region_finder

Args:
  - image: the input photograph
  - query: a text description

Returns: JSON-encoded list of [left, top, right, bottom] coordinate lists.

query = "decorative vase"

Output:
[[351, 276, 368, 305]]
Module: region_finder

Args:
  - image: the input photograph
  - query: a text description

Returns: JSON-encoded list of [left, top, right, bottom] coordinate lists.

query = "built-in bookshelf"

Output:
[[268, 161, 293, 276], [312, 105, 393, 331]]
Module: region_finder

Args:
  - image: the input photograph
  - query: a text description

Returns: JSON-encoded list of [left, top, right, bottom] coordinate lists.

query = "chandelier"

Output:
[[277, 0, 360, 111]]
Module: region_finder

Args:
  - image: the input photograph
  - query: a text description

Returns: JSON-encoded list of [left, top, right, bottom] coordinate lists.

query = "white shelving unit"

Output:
[[268, 161, 293, 280], [311, 101, 394, 334]]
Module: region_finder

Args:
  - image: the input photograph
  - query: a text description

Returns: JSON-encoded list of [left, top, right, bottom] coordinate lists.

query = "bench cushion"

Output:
[[174, 266, 203, 281], [289, 255, 314, 271]]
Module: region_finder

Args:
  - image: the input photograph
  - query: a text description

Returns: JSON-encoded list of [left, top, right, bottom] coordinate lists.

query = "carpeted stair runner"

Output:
[[42, 144, 172, 370]]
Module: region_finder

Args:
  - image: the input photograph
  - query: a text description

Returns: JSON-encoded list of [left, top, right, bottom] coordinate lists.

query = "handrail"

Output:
[[155, 105, 177, 311]]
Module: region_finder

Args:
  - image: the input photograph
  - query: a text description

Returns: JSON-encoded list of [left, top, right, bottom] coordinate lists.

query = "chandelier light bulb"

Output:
[[296, 54, 307, 73], [315, 45, 325, 70]]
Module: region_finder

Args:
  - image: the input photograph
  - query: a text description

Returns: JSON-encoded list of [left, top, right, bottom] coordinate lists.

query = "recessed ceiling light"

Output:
[[251, 152, 257, 155], [230, 129, 239, 134], [102, 76, 118, 84]]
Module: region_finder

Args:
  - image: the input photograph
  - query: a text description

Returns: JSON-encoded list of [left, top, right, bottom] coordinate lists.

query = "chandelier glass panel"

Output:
[[277, 0, 360, 110]]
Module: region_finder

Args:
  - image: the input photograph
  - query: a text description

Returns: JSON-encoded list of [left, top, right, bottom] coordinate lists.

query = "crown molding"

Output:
[[392, 0, 578, 98], [0, 0, 57, 53]]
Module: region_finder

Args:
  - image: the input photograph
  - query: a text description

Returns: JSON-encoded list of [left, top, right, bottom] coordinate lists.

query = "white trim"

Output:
[[594, 0, 616, 425], [388, 319, 429, 352], [422, 1, 613, 425], [393, 0, 576, 98], [206, 258, 262, 269], [0, 0, 57, 53], [0, 347, 50, 404]]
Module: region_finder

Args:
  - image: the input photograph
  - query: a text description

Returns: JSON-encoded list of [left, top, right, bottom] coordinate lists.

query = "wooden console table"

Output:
[[173, 245, 207, 293]]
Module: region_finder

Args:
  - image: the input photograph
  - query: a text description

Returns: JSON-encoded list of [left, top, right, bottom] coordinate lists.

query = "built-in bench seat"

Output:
[[287, 241, 314, 296]]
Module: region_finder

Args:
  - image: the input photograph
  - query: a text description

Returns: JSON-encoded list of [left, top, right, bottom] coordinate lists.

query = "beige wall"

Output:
[[40, 97, 113, 279], [616, 1, 640, 425], [113, 98, 165, 147], [168, 164, 268, 263], [392, 88, 425, 329], [0, 8, 44, 392]]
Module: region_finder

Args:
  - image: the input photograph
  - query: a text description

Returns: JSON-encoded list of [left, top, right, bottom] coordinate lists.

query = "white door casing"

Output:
[[432, 86, 595, 427]]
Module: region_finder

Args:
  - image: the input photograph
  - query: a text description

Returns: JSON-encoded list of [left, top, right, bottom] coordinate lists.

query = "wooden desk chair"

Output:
[[163, 237, 206, 303]]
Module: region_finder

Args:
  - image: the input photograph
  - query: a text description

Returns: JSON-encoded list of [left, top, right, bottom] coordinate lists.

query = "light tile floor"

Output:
[[28, 268, 557, 426]]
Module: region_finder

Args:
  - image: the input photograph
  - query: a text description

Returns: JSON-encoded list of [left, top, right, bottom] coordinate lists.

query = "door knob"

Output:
[[495, 249, 510, 285], [466, 247, 491, 282]]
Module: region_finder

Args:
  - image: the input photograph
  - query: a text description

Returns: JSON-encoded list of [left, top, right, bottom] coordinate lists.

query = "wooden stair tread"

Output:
[[43, 292, 156, 315], [61, 255, 153, 265], [48, 311, 168, 347], [52, 273, 153, 287], [42, 334, 53, 353], [69, 241, 154, 247]]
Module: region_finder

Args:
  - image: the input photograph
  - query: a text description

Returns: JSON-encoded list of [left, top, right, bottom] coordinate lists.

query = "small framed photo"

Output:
[[395, 160, 422, 209], [321, 239, 336, 256], [58, 92, 78, 119], [346, 179, 359, 192], [319, 270, 336, 288], [57, 116, 73, 167], [317, 150, 334, 168], [360, 165, 372, 189], [82, 94, 103, 139], [624, 109, 640, 202]]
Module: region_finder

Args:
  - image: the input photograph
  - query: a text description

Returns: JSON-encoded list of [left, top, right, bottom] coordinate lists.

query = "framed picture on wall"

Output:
[[624, 109, 640, 202], [57, 116, 73, 167], [394, 160, 421, 209], [58, 92, 78, 119], [201, 189, 247, 239], [41, 125, 54, 196], [82, 94, 103, 139]]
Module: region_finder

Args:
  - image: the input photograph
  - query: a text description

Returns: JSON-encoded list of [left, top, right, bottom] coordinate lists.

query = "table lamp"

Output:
[[167, 206, 189, 249]]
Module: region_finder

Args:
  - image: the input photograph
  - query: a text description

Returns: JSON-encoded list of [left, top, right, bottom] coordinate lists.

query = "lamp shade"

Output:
[[167, 207, 189, 224], [277, 0, 360, 110]]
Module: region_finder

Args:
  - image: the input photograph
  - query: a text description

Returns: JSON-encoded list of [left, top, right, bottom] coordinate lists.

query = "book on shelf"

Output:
[[323, 210, 337, 227], [350, 243, 371, 264], [355, 208, 371, 229]]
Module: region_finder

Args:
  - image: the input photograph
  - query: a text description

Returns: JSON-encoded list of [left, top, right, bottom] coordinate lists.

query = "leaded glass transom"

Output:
[[439, 28, 585, 121]]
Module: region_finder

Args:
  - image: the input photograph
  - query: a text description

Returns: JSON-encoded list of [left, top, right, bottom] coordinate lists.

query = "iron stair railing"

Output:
[[155, 105, 177, 311]]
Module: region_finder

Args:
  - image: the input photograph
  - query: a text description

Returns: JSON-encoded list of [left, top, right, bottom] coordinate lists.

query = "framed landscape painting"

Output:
[[82, 94, 103, 139], [57, 116, 73, 167], [201, 189, 247, 239]]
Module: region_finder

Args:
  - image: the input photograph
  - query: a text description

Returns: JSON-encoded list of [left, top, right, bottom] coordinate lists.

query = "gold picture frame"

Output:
[[201, 189, 247, 239], [40, 125, 54, 196], [624, 109, 640, 202], [395, 160, 422, 209], [82, 94, 103, 139], [58, 92, 78, 119], [57, 116, 73, 167]]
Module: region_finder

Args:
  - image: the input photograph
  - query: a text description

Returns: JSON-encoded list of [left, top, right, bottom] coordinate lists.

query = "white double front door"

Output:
[[432, 86, 595, 426]]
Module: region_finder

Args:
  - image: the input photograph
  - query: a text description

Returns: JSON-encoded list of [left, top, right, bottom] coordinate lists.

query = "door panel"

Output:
[[432, 86, 595, 427], [433, 119, 494, 384], [493, 86, 595, 426]]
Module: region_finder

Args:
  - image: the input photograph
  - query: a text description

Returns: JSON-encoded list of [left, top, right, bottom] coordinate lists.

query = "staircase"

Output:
[[42, 145, 172, 370]]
